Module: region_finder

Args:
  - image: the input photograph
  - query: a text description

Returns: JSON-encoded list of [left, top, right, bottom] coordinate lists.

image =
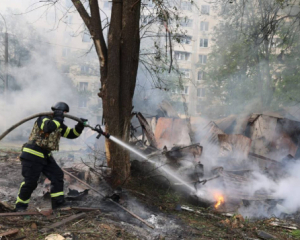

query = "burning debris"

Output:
[[129, 108, 300, 220], [214, 193, 225, 209]]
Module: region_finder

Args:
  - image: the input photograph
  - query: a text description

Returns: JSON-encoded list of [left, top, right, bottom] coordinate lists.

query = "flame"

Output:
[[214, 194, 225, 209]]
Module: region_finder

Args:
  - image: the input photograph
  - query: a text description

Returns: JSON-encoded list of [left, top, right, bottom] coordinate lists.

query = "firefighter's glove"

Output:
[[53, 110, 64, 124], [79, 118, 88, 127], [76, 118, 88, 132]]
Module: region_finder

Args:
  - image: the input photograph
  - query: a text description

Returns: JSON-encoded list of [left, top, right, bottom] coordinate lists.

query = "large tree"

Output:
[[69, 0, 141, 185]]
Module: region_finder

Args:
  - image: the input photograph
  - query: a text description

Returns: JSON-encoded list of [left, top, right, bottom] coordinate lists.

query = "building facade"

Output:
[[141, 0, 220, 116]]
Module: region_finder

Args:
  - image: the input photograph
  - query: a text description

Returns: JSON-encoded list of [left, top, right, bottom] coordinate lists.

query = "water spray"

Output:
[[108, 135, 196, 193]]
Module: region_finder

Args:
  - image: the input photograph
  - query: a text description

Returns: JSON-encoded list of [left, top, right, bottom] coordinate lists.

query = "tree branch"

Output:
[[71, 0, 92, 29]]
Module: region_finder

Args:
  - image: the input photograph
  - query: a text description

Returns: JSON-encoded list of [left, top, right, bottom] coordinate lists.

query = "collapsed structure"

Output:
[[131, 102, 300, 214]]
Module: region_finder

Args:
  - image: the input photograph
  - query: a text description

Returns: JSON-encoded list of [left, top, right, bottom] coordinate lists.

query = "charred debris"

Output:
[[129, 102, 300, 214]]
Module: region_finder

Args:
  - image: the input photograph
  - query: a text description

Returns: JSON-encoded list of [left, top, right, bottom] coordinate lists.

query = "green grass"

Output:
[[291, 230, 300, 239]]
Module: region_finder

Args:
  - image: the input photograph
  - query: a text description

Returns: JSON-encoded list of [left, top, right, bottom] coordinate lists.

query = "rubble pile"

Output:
[[130, 104, 300, 218]]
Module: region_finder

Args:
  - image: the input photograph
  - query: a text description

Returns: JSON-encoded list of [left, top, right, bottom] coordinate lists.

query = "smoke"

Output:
[[0, 9, 88, 143], [234, 161, 300, 218], [192, 124, 300, 218]]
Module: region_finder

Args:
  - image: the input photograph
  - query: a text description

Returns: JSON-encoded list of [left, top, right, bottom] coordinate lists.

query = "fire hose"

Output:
[[0, 112, 155, 229], [0, 112, 110, 141]]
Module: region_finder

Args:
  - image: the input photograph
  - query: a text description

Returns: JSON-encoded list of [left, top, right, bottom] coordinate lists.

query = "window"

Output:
[[171, 87, 178, 94], [175, 51, 191, 61], [198, 71, 206, 80], [197, 88, 206, 98], [183, 86, 189, 95], [200, 38, 208, 47], [179, 18, 193, 28], [148, 0, 154, 8], [65, 0, 73, 8], [79, 82, 88, 91], [171, 86, 189, 94], [61, 65, 70, 73], [63, 32, 71, 44], [62, 48, 71, 58], [200, 21, 209, 31], [177, 35, 192, 44], [181, 1, 192, 11], [199, 55, 207, 64], [104, 1, 112, 9], [180, 69, 190, 78], [141, 15, 154, 24], [79, 98, 88, 108], [142, 0, 154, 7], [201, 5, 210, 15], [81, 65, 89, 74], [66, 15, 73, 24], [196, 104, 202, 113], [82, 31, 91, 42]]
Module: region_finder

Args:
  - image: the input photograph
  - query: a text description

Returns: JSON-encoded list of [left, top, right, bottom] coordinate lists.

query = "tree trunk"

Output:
[[104, 0, 141, 186], [72, 0, 141, 186]]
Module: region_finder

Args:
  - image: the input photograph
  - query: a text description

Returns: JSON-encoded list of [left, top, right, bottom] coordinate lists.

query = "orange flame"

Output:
[[214, 194, 225, 209]]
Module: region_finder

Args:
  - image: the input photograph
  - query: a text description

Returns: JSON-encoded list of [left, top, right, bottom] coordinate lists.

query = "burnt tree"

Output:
[[71, 0, 141, 185]]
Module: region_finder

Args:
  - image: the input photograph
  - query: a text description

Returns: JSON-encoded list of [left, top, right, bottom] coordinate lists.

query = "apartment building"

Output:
[[141, 0, 219, 116]]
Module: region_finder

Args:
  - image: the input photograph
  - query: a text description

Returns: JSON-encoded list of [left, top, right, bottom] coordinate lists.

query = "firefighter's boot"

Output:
[[15, 203, 28, 212], [51, 198, 71, 210]]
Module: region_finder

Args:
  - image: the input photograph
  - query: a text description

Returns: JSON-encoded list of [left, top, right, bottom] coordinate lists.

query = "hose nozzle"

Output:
[[94, 124, 110, 139]]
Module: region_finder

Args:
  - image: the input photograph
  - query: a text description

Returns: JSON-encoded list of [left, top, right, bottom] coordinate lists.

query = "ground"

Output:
[[0, 143, 299, 240]]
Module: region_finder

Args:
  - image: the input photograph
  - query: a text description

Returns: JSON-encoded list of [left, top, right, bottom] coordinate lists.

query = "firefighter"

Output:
[[15, 102, 87, 212]]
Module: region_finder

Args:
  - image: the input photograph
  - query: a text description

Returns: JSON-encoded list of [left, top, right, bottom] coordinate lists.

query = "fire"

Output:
[[214, 194, 225, 209]]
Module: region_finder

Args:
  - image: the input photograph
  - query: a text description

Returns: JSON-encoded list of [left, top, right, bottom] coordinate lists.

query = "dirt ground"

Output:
[[0, 146, 299, 240]]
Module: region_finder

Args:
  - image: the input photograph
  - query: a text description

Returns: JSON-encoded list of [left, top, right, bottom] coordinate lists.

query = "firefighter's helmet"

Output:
[[51, 102, 69, 112]]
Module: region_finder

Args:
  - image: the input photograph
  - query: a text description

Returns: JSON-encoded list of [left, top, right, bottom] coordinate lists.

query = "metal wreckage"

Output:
[[128, 101, 300, 214]]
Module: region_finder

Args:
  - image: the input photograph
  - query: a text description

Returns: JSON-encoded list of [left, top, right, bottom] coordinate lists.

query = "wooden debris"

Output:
[[0, 228, 19, 237], [37, 208, 53, 217], [71, 207, 101, 211], [181, 205, 221, 220], [31, 222, 37, 230], [222, 213, 234, 217], [256, 230, 276, 239], [268, 218, 298, 230], [72, 219, 85, 226], [66, 185, 89, 200], [249, 115, 277, 158], [63, 169, 155, 229], [159, 100, 179, 118], [0, 211, 41, 217], [40, 213, 86, 233], [248, 152, 285, 176], [218, 134, 252, 159], [0, 201, 14, 212], [136, 112, 158, 148], [203, 121, 225, 145], [154, 117, 191, 149], [214, 114, 237, 133], [220, 214, 245, 229], [45, 234, 65, 240]]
